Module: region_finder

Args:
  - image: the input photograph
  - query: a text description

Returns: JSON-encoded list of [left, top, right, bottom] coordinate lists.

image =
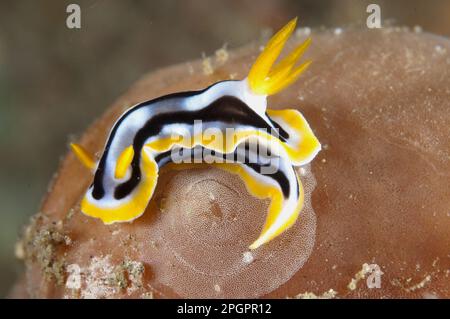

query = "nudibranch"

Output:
[[71, 18, 321, 249]]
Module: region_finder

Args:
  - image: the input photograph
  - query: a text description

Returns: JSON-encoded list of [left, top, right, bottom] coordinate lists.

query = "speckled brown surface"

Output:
[[12, 28, 450, 298]]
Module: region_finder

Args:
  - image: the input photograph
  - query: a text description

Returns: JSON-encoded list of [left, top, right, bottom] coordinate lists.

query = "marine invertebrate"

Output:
[[70, 18, 321, 249]]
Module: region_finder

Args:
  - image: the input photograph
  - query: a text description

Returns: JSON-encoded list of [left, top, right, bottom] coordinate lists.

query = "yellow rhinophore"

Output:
[[247, 17, 312, 96], [115, 145, 134, 179], [70, 143, 95, 170]]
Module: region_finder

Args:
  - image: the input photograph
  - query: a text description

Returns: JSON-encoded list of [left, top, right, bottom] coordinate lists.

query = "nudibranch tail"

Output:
[[249, 170, 304, 250], [247, 18, 311, 96], [70, 143, 96, 170], [217, 156, 304, 250]]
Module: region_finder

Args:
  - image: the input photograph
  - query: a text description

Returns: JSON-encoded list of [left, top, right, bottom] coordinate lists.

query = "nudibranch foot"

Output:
[[71, 17, 321, 249]]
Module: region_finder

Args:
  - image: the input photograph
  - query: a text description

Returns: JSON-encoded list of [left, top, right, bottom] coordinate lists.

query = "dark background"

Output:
[[0, 0, 449, 297]]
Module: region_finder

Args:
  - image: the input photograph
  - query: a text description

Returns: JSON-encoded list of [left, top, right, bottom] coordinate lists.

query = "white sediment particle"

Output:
[[82, 255, 117, 299], [295, 27, 311, 37], [334, 28, 343, 35], [125, 260, 144, 285], [406, 275, 432, 292], [112, 229, 121, 236], [64, 235, 72, 245], [202, 53, 214, 75], [242, 251, 254, 264], [422, 292, 438, 299], [124, 259, 145, 294], [299, 167, 307, 176], [413, 25, 423, 33], [142, 291, 154, 299], [435, 45, 446, 55], [55, 220, 64, 231], [66, 208, 76, 220], [66, 264, 81, 290], [14, 241, 25, 260], [186, 63, 194, 75], [293, 289, 337, 299], [214, 284, 221, 293], [432, 257, 439, 268], [215, 45, 229, 65], [347, 263, 372, 291]]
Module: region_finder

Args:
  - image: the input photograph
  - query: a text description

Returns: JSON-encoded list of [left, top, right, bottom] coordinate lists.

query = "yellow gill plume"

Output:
[[247, 17, 312, 96]]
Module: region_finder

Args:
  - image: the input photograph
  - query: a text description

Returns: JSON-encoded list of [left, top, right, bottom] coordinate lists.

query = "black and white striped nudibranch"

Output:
[[70, 18, 321, 249]]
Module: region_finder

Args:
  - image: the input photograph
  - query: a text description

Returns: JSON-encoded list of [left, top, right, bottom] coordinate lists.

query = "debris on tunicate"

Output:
[[298, 167, 307, 176], [202, 53, 214, 75], [215, 45, 229, 65], [65, 264, 82, 290], [242, 251, 254, 264], [347, 263, 372, 291], [292, 289, 337, 299], [405, 275, 432, 292]]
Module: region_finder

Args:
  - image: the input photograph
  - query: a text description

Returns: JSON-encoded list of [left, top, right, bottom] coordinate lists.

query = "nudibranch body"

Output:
[[71, 18, 321, 249]]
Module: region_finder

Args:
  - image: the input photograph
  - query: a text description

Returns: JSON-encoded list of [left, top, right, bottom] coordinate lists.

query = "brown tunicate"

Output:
[[11, 28, 450, 298]]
